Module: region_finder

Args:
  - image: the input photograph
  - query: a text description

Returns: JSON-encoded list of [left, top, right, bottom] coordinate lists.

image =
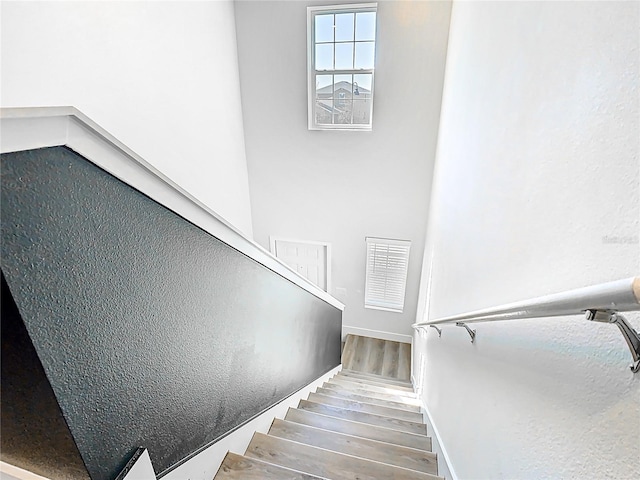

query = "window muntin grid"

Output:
[[308, 4, 377, 130]]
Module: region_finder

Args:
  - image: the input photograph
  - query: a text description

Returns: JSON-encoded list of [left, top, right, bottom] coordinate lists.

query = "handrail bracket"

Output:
[[430, 325, 442, 337], [586, 309, 640, 373], [456, 322, 476, 343]]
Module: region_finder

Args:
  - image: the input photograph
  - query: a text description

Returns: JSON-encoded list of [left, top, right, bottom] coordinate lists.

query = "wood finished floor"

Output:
[[341, 334, 411, 381]]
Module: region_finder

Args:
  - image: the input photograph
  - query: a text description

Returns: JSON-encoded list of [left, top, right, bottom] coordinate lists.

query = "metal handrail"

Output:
[[413, 277, 640, 372]]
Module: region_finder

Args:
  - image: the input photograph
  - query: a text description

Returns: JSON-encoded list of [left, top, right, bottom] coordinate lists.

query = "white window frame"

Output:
[[364, 237, 411, 313], [307, 3, 377, 131]]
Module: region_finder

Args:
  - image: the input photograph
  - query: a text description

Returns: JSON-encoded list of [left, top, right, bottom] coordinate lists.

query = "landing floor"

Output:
[[341, 335, 411, 381]]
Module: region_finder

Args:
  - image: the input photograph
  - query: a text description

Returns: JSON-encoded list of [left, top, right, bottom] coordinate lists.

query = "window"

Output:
[[307, 3, 377, 131], [364, 237, 411, 312]]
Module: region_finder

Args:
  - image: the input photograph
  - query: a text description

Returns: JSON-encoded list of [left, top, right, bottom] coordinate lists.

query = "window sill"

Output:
[[364, 304, 404, 313], [309, 127, 372, 132]]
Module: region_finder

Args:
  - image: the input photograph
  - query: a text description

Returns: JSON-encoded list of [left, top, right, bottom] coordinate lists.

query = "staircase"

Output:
[[213, 367, 442, 479]]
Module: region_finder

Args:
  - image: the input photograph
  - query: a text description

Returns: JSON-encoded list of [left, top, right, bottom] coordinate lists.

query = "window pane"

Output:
[[353, 73, 372, 97], [352, 100, 371, 124], [355, 42, 375, 69], [315, 43, 334, 70], [355, 12, 376, 41], [315, 14, 334, 43], [334, 74, 352, 104], [334, 100, 353, 124], [335, 43, 354, 70], [308, 7, 376, 130], [316, 74, 333, 99], [335, 13, 354, 42], [316, 99, 333, 124]]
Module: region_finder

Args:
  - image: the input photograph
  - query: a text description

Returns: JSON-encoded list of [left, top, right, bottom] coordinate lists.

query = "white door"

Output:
[[271, 238, 331, 292]]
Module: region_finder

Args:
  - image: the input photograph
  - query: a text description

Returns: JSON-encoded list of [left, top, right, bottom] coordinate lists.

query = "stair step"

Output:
[[307, 392, 423, 422], [269, 418, 438, 475], [298, 399, 428, 435], [327, 377, 418, 398], [315, 387, 421, 412], [321, 381, 422, 406], [334, 373, 415, 392], [340, 369, 413, 387], [214, 452, 326, 479], [245, 432, 443, 480], [285, 408, 432, 451]]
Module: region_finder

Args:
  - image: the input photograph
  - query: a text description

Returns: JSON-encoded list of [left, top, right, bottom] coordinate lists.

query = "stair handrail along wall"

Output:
[[413, 277, 640, 372]]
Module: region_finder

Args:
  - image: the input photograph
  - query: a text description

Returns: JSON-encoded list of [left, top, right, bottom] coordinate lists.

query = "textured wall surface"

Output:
[[1, 273, 89, 480], [415, 1, 639, 479], [235, 0, 452, 337], [0, 147, 342, 480]]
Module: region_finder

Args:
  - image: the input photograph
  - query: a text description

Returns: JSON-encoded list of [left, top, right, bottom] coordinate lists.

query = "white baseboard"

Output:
[[421, 399, 458, 480], [160, 365, 342, 480], [342, 325, 412, 344]]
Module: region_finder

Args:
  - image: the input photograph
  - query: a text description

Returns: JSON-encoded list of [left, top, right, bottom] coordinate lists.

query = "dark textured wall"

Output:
[[1, 147, 342, 480], [1, 273, 90, 480]]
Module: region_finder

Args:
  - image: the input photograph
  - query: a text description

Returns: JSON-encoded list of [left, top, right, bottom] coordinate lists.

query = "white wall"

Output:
[[234, 0, 451, 338], [417, 1, 639, 479], [1, 0, 253, 236]]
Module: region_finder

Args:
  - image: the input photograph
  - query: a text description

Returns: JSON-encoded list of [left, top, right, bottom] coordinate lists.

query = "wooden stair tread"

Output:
[[245, 432, 443, 480], [269, 418, 438, 475], [340, 369, 413, 387], [214, 452, 326, 479], [315, 386, 421, 412], [321, 381, 422, 406], [285, 408, 432, 451], [298, 399, 428, 435], [307, 392, 423, 422], [334, 373, 415, 392], [327, 377, 418, 398], [330, 376, 416, 395]]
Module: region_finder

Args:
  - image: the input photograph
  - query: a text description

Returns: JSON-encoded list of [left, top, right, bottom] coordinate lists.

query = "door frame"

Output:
[[269, 236, 332, 293]]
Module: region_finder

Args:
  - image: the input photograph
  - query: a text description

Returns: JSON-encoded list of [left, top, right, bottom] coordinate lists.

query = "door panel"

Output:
[[272, 239, 329, 292]]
